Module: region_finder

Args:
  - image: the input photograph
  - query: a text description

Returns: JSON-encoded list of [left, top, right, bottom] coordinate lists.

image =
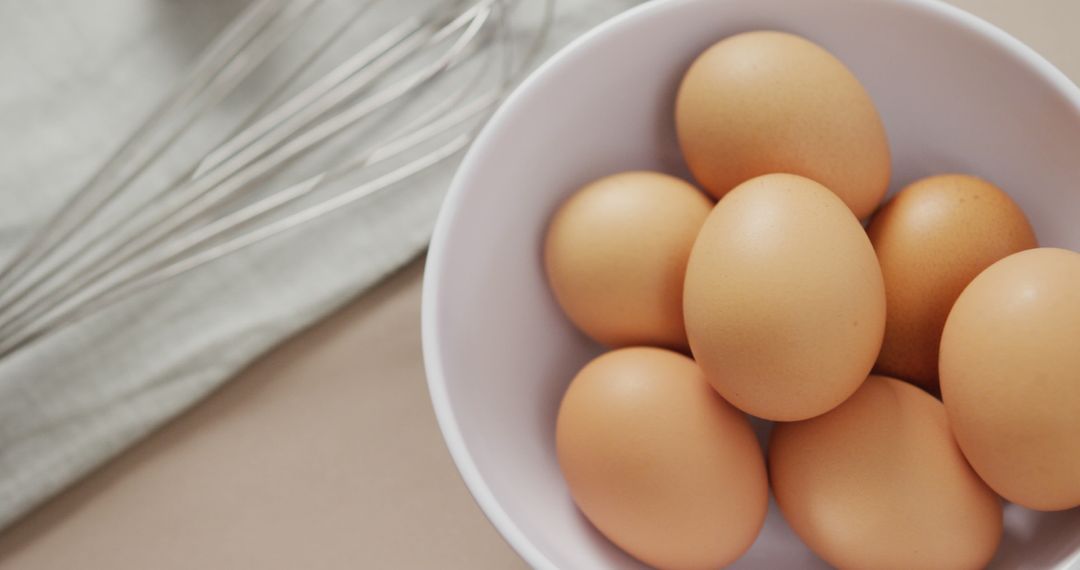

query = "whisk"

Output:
[[0, 0, 553, 357]]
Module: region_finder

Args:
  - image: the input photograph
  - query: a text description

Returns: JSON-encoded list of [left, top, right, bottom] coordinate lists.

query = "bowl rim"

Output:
[[421, 0, 1080, 568]]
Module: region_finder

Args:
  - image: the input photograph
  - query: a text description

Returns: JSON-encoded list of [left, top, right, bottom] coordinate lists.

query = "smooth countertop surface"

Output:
[[1, 2, 1079, 568]]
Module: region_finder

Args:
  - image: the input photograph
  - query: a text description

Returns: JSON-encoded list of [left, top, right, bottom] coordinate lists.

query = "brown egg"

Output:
[[940, 248, 1080, 511], [675, 30, 890, 219], [868, 174, 1037, 392], [545, 172, 712, 350], [769, 375, 1004, 570], [556, 347, 768, 569], [683, 173, 885, 421]]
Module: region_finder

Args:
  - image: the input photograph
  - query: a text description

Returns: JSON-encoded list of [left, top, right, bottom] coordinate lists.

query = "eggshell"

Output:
[[867, 174, 1037, 392], [544, 171, 712, 350], [556, 347, 768, 570], [940, 247, 1080, 511], [683, 173, 886, 421], [675, 30, 890, 218], [769, 375, 1003, 570]]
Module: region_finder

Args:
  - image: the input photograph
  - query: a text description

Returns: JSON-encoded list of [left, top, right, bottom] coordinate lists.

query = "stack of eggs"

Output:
[[546, 31, 1079, 570]]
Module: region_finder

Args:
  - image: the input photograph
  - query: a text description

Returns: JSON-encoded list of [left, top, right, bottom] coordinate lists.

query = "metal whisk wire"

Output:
[[0, 0, 325, 297], [0, 2, 491, 334], [0, 0, 555, 357]]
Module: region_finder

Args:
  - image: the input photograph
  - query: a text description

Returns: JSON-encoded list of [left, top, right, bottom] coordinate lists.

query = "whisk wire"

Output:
[[0, 0, 494, 338], [193, 10, 420, 180], [17, 85, 501, 350], [0, 134, 470, 357], [0, 0, 295, 297], [0, 0, 327, 322], [0, 0, 556, 355]]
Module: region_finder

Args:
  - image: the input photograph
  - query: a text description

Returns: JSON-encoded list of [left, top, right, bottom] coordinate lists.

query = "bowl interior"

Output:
[[423, 0, 1080, 568]]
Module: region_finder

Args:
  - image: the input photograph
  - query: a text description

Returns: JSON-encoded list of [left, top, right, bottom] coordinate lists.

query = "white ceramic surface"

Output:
[[422, 0, 1080, 568]]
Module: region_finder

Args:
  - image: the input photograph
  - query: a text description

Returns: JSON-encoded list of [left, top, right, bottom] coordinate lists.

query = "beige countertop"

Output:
[[1, 2, 1078, 569]]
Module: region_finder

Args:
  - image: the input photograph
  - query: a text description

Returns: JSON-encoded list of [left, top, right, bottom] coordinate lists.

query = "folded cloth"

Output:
[[0, 0, 636, 530]]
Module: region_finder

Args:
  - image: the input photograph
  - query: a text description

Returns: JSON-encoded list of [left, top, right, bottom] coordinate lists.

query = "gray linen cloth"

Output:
[[0, 0, 634, 529]]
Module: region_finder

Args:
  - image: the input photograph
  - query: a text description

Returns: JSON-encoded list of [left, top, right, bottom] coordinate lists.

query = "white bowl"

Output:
[[422, 0, 1080, 567]]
